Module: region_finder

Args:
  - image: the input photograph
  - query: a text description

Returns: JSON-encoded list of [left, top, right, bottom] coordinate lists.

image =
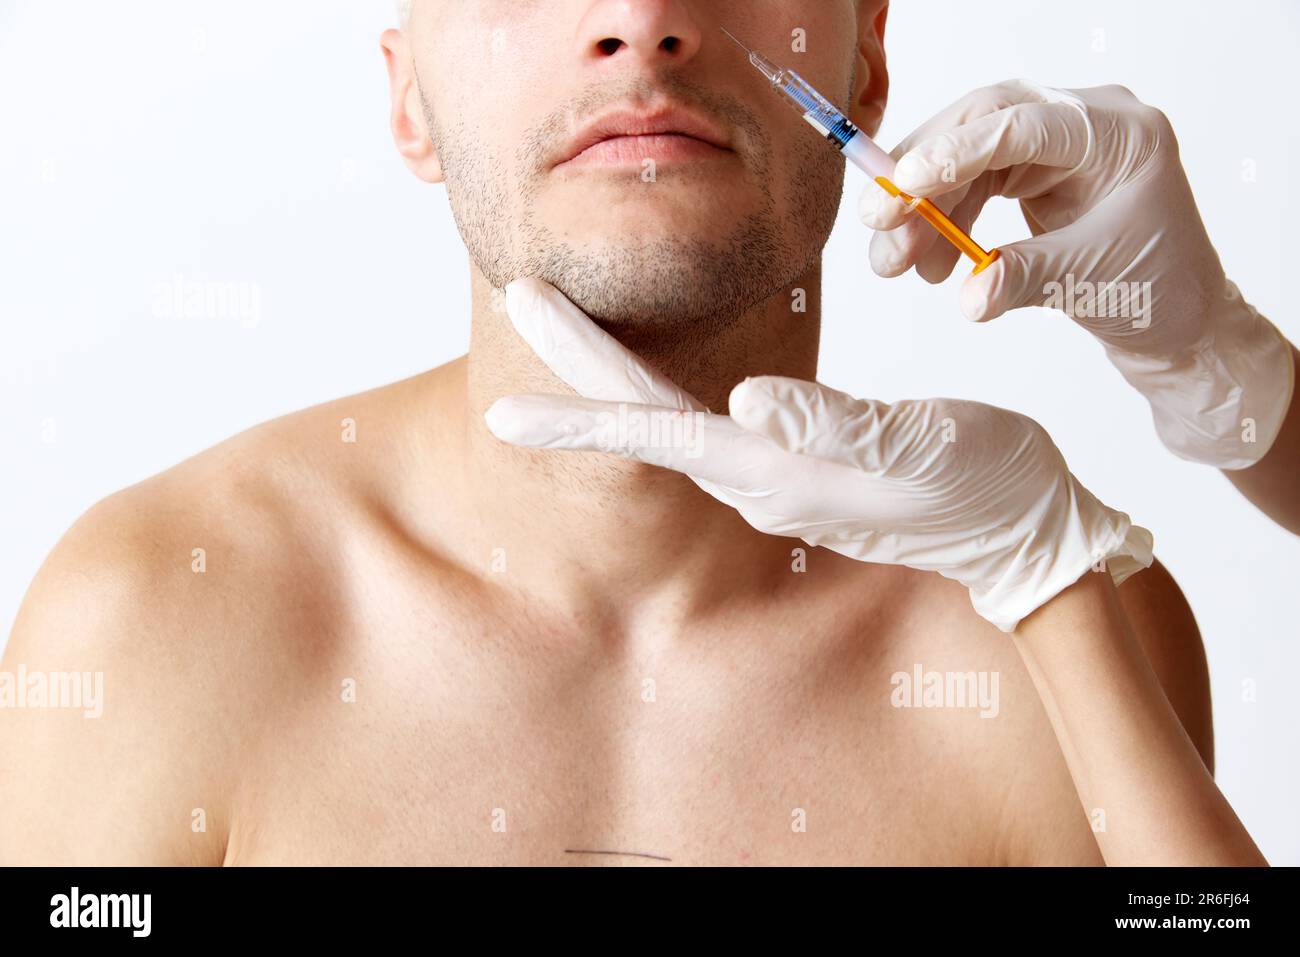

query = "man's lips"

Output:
[[563, 133, 729, 168], [553, 105, 734, 169]]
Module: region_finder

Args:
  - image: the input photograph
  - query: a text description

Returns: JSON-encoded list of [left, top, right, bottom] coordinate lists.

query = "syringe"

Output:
[[721, 28, 1000, 275]]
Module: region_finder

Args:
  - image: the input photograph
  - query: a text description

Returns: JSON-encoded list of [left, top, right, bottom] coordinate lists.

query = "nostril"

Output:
[[660, 36, 681, 54], [597, 37, 623, 56]]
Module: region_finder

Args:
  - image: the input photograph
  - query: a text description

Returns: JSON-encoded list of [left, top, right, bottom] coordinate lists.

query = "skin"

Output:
[[0, 0, 1235, 865], [1017, 573, 1262, 865]]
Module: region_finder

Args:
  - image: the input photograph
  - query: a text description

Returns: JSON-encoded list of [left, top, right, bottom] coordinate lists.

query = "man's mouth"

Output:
[[553, 104, 734, 170]]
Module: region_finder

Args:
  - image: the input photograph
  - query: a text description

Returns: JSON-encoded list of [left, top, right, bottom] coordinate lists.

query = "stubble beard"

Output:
[[426, 74, 845, 376]]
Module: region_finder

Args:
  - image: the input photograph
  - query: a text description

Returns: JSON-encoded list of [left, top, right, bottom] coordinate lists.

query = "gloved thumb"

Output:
[[729, 376, 894, 474], [959, 219, 1093, 323]]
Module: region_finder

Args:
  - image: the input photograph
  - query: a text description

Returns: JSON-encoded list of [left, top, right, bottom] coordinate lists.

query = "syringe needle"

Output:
[[719, 27, 752, 55], [720, 27, 781, 82]]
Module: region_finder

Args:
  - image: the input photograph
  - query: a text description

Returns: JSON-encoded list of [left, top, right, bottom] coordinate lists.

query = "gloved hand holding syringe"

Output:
[[721, 27, 1001, 275], [723, 27, 1297, 532]]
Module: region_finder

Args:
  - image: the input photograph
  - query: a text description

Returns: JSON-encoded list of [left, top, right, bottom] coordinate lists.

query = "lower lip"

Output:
[[558, 134, 730, 169]]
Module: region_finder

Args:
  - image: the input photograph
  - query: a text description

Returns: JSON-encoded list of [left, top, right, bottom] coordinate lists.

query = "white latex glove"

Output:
[[860, 80, 1295, 470], [485, 279, 1153, 633]]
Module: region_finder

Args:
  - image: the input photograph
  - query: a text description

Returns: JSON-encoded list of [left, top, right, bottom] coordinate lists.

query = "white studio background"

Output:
[[2, 1, 1297, 862]]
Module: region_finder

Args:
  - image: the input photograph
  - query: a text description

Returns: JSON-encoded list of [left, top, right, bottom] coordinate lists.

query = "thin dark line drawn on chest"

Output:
[[563, 848, 673, 862]]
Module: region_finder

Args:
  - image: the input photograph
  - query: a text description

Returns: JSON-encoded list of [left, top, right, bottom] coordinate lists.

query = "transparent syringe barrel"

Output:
[[772, 68, 895, 180], [768, 63, 996, 271]]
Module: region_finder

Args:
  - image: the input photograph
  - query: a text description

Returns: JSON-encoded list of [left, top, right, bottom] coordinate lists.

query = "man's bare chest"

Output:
[[225, 605, 1089, 865]]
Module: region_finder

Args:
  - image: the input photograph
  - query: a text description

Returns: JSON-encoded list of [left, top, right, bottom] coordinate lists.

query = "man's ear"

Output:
[[380, 28, 445, 183], [850, 0, 890, 138]]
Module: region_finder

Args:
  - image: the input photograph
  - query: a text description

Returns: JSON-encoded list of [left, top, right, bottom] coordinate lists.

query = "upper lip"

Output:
[[552, 102, 733, 167]]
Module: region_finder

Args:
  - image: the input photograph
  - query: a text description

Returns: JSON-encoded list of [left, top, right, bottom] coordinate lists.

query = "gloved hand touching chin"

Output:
[[485, 278, 1153, 634]]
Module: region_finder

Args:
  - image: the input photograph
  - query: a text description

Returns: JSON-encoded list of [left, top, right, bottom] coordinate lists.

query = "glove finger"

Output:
[[487, 393, 883, 535], [915, 174, 999, 284], [859, 179, 914, 231], [893, 101, 1091, 200], [868, 185, 968, 278], [486, 393, 815, 494], [915, 232, 963, 285], [887, 79, 1049, 164], [504, 278, 704, 410], [959, 210, 1116, 324], [728, 376, 898, 474], [729, 379, 1016, 536]]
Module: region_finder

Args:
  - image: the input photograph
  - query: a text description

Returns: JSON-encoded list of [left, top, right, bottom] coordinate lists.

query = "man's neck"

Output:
[[451, 263, 824, 632], [466, 264, 823, 410]]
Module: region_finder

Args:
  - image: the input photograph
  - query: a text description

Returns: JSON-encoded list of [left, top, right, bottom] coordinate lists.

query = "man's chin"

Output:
[[531, 236, 787, 329]]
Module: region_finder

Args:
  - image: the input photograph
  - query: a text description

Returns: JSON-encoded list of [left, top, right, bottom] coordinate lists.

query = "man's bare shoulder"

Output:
[[0, 362, 463, 863], [11, 363, 456, 641]]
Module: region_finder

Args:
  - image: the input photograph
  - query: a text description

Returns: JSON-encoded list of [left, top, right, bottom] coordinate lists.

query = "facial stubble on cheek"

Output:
[[423, 74, 845, 337]]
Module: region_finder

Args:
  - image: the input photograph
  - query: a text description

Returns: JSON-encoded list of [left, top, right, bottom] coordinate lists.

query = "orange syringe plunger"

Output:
[[873, 176, 1001, 275]]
